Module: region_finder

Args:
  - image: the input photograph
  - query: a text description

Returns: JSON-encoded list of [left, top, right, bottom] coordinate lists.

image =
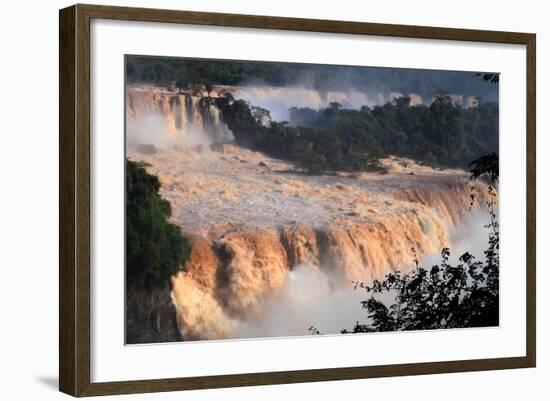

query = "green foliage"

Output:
[[291, 97, 499, 168], [204, 82, 214, 96], [477, 72, 500, 84], [174, 80, 189, 91], [216, 97, 377, 174], [215, 97, 262, 148], [216, 94, 498, 174], [340, 168, 499, 333], [125, 56, 499, 102], [127, 56, 499, 173], [126, 159, 191, 292], [190, 83, 206, 96], [251, 106, 272, 127], [469, 152, 499, 182]]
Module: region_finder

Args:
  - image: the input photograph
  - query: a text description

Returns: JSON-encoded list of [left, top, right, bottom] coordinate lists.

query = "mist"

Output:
[[232, 263, 366, 338], [126, 113, 216, 151], [123, 71, 499, 342], [233, 85, 375, 121], [125, 88, 234, 151], [229, 207, 496, 339]]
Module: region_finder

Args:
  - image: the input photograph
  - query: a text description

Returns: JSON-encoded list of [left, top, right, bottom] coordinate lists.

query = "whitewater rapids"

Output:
[[128, 144, 492, 341]]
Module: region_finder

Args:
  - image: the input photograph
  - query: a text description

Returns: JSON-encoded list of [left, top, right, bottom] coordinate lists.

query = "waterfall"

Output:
[[199, 98, 234, 143], [125, 86, 234, 147], [127, 140, 496, 341], [190, 95, 203, 129], [173, 95, 188, 130], [125, 84, 490, 341]]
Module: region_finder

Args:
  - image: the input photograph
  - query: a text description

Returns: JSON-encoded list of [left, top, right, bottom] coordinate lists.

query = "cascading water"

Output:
[[126, 139, 496, 341], [199, 98, 233, 143], [125, 85, 496, 341], [229, 86, 373, 121], [126, 86, 234, 148]]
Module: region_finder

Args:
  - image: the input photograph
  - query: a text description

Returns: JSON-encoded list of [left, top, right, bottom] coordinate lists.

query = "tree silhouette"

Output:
[[331, 155, 500, 334], [477, 73, 500, 84], [469, 152, 499, 182]]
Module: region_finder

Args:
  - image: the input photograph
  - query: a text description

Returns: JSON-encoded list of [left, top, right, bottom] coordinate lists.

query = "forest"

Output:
[[125, 56, 498, 101], [125, 57, 501, 340], [215, 94, 499, 173], [126, 159, 191, 293]]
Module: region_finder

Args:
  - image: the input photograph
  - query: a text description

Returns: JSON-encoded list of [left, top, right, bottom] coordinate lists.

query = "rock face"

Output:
[[127, 144, 493, 341], [125, 285, 183, 344], [126, 86, 234, 147]]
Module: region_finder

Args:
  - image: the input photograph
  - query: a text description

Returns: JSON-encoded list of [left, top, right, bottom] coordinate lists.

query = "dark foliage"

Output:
[[126, 56, 499, 101], [469, 152, 499, 182], [290, 97, 499, 169], [340, 169, 499, 333], [477, 73, 500, 84], [215, 96, 382, 174], [126, 159, 191, 292], [216, 95, 498, 173]]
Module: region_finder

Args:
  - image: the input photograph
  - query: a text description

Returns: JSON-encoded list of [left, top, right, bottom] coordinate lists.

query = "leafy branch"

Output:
[[337, 156, 499, 334]]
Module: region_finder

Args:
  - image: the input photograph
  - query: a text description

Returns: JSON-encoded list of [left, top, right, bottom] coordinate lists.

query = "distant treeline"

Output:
[[215, 95, 498, 173], [126, 56, 499, 101]]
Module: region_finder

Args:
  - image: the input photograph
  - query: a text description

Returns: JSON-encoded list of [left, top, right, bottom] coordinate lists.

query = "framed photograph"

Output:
[[59, 4, 536, 397]]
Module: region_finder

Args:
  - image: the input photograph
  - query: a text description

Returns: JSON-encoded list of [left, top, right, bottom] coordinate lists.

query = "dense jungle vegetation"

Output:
[[215, 94, 499, 173], [126, 159, 191, 292], [307, 155, 500, 335], [125, 56, 498, 101]]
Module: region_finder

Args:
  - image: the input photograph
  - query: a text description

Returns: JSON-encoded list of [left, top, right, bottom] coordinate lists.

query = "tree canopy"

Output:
[[126, 56, 499, 101], [126, 159, 191, 292], [333, 158, 500, 333], [216, 95, 498, 174]]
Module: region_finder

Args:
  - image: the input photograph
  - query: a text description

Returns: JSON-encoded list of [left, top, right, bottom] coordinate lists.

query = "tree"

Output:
[[469, 152, 499, 182], [215, 96, 262, 148], [338, 155, 499, 333], [126, 159, 191, 292], [477, 73, 500, 84], [175, 80, 189, 92], [301, 143, 329, 175], [251, 106, 272, 127], [216, 92, 498, 174], [204, 81, 214, 97], [125, 56, 499, 102]]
